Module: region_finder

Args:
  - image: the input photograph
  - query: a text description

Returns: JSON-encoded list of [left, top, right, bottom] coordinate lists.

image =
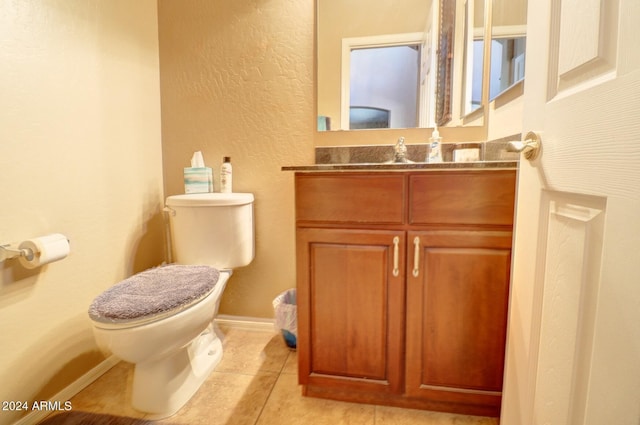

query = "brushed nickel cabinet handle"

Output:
[[392, 236, 400, 277], [412, 236, 420, 277]]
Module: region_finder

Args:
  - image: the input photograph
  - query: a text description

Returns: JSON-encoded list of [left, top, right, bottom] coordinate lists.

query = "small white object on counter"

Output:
[[453, 148, 480, 162], [427, 128, 443, 163]]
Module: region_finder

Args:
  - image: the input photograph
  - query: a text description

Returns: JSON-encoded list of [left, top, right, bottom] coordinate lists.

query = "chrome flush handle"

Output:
[[163, 206, 176, 217]]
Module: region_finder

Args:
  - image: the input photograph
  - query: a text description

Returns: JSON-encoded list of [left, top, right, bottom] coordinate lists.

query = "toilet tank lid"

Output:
[[166, 193, 254, 207]]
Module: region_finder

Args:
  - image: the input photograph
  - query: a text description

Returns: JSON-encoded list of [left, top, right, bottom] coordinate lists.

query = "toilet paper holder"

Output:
[[0, 243, 35, 263], [0, 234, 70, 268]]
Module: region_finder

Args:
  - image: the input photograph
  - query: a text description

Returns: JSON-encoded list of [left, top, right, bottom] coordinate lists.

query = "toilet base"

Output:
[[131, 322, 223, 419]]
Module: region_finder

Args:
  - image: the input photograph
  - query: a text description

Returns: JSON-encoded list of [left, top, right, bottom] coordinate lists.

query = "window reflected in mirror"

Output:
[[490, 36, 525, 99], [490, 0, 527, 99], [349, 106, 391, 129], [461, 0, 485, 117], [349, 45, 420, 130]]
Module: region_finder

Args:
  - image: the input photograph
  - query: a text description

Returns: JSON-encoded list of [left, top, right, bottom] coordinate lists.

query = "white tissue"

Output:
[[191, 151, 205, 168]]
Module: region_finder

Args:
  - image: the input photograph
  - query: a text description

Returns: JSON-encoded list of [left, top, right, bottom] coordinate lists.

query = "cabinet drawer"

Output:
[[409, 171, 516, 226], [295, 173, 405, 224]]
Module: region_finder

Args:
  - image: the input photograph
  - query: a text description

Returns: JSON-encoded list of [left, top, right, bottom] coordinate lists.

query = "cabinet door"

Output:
[[297, 228, 405, 395], [405, 230, 512, 414]]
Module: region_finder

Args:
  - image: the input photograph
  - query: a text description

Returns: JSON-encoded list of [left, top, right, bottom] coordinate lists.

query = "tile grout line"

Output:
[[251, 350, 294, 425]]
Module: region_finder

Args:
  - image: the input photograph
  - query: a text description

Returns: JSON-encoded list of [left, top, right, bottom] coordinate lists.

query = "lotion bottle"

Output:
[[220, 156, 232, 193], [427, 127, 443, 163]]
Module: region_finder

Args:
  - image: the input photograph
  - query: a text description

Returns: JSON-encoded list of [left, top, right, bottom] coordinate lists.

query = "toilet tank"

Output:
[[165, 193, 255, 269]]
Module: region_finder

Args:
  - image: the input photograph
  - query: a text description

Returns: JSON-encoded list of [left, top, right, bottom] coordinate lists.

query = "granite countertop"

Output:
[[281, 161, 518, 172], [283, 139, 520, 171]]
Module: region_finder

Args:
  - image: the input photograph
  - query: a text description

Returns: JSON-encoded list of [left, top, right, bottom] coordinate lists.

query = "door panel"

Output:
[[296, 228, 405, 394], [533, 192, 606, 424], [421, 246, 510, 391], [553, 0, 618, 95], [310, 242, 389, 379], [406, 230, 511, 411]]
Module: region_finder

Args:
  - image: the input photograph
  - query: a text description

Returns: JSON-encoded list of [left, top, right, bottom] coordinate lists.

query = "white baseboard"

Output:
[[12, 355, 120, 425], [215, 314, 275, 332]]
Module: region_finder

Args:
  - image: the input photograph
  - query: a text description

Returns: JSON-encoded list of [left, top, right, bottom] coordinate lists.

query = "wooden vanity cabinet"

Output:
[[294, 170, 516, 417]]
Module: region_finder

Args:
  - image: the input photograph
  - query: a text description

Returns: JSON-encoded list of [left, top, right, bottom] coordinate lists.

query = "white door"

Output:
[[501, 0, 640, 424]]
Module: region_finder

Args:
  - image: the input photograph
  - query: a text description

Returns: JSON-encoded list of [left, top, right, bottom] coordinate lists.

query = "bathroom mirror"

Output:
[[317, 0, 431, 131], [489, 0, 527, 99], [460, 0, 486, 118], [317, 0, 492, 131]]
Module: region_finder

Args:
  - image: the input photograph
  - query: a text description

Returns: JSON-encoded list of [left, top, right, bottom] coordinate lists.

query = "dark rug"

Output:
[[38, 411, 165, 425]]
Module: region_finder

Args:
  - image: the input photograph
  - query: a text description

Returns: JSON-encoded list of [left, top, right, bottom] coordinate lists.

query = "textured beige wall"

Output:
[[0, 1, 163, 423], [492, 0, 527, 27], [488, 84, 524, 140], [158, 0, 314, 318]]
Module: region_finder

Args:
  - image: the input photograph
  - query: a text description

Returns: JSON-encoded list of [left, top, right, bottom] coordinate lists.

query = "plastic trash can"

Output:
[[273, 288, 297, 349]]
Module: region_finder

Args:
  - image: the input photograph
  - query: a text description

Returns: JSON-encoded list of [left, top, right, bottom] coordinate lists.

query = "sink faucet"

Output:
[[394, 137, 408, 163]]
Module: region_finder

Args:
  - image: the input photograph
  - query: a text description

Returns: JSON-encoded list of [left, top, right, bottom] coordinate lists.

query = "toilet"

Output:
[[88, 193, 254, 418]]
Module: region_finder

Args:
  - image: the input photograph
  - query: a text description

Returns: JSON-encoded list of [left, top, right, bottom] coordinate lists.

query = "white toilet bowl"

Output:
[[90, 267, 231, 418], [89, 193, 254, 418]]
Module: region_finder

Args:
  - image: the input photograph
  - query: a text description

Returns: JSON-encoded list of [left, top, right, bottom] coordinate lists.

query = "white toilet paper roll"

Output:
[[18, 234, 70, 269]]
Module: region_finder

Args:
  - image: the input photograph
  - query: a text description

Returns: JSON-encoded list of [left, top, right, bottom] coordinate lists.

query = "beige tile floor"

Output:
[[39, 325, 499, 425]]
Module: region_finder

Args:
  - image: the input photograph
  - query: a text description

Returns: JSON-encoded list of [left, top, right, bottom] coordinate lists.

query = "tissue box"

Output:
[[184, 167, 213, 193]]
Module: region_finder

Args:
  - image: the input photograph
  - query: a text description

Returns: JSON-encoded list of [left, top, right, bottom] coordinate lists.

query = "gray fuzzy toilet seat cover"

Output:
[[89, 265, 220, 324]]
